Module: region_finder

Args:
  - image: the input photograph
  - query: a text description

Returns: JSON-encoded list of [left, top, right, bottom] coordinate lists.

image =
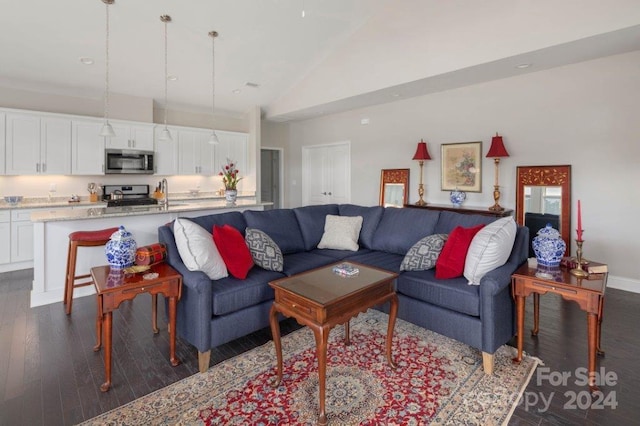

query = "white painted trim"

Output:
[[607, 275, 639, 294], [260, 146, 284, 208]]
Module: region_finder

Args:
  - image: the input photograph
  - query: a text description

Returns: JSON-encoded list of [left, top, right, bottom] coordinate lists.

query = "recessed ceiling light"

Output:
[[244, 82, 260, 88], [79, 57, 94, 65], [232, 89, 241, 94], [392, 93, 401, 97], [167, 75, 178, 81], [516, 63, 532, 69]]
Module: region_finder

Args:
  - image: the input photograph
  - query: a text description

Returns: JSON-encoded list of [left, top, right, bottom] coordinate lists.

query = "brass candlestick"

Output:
[[570, 239, 589, 277]]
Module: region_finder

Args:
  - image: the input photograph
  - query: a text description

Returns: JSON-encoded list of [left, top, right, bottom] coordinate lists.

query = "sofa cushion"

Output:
[[244, 209, 306, 254], [211, 268, 285, 316], [371, 208, 440, 255], [464, 217, 518, 285], [189, 211, 247, 237], [435, 224, 485, 279], [400, 234, 448, 272], [282, 252, 337, 276], [343, 250, 404, 273], [293, 204, 339, 251], [173, 218, 228, 280], [245, 228, 284, 272], [311, 247, 372, 260], [317, 215, 363, 251], [213, 224, 254, 279], [433, 210, 495, 235], [397, 270, 480, 317], [338, 204, 384, 249]]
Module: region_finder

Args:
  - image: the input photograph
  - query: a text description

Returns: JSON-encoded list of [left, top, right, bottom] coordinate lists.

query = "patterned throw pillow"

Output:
[[245, 228, 284, 272], [400, 234, 448, 271]]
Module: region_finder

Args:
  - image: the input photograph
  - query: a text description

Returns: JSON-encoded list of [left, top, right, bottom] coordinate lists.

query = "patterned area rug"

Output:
[[81, 310, 540, 425]]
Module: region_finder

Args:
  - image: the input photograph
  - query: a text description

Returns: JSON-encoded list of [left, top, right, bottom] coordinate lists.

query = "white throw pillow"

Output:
[[464, 217, 517, 285], [173, 218, 228, 280], [317, 215, 363, 251]]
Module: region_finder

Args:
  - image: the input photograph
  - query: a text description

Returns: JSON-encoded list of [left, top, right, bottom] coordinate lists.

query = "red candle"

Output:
[[577, 200, 583, 240]]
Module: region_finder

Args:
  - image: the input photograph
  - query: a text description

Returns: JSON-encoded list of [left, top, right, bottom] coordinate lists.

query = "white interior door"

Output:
[[302, 142, 351, 206]]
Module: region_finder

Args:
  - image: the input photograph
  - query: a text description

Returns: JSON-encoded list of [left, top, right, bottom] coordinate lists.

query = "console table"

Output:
[[404, 203, 513, 218]]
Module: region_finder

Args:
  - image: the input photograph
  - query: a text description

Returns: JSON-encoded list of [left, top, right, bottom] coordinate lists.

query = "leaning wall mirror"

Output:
[[380, 169, 410, 207], [515, 165, 571, 257]]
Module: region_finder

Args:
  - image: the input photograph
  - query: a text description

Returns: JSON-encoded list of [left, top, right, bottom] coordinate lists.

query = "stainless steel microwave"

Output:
[[105, 149, 155, 174]]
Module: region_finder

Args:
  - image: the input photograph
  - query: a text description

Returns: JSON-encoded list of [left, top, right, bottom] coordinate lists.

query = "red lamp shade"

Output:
[[412, 139, 431, 160], [486, 133, 509, 158]]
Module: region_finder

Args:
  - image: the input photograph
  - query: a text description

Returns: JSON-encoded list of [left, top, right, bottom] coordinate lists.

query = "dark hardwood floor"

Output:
[[0, 268, 638, 425]]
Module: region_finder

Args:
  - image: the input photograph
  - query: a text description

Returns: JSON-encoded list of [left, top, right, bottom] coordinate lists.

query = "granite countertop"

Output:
[[0, 191, 255, 211], [30, 198, 268, 222]]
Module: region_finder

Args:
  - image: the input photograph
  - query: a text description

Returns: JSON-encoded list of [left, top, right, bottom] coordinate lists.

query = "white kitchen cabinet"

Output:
[[0, 113, 5, 175], [5, 113, 72, 175], [10, 209, 34, 263], [177, 129, 215, 175], [154, 125, 178, 175], [106, 122, 154, 151], [215, 130, 248, 177], [72, 119, 105, 175], [0, 211, 10, 264]]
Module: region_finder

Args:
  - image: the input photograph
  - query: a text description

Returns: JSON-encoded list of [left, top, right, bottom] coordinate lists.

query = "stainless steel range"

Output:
[[102, 184, 159, 207]]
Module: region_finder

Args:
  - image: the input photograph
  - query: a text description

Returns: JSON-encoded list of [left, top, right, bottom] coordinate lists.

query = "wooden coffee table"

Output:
[[269, 261, 398, 425], [91, 262, 182, 392]]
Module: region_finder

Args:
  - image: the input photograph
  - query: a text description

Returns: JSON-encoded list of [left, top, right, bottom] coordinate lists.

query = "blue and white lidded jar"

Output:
[[532, 224, 566, 267], [450, 188, 466, 207], [105, 226, 137, 269]]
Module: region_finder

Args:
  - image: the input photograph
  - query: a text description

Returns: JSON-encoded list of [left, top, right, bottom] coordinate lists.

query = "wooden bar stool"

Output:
[[64, 227, 119, 314]]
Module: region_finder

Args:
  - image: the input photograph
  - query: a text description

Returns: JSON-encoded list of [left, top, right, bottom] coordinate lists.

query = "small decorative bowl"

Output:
[[4, 196, 23, 205]]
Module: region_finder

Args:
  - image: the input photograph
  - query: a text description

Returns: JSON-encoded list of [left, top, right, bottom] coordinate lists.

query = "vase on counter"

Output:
[[532, 223, 566, 267], [225, 189, 238, 204], [105, 226, 137, 269], [449, 188, 466, 207]]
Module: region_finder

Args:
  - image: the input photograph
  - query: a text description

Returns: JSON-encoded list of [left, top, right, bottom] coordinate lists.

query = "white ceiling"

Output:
[[1, 0, 639, 122]]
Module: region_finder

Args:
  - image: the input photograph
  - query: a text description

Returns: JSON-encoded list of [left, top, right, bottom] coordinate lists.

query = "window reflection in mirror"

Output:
[[380, 169, 409, 208]]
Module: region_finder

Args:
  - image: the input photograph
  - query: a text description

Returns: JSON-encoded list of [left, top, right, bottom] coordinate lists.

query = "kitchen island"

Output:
[[30, 199, 269, 307]]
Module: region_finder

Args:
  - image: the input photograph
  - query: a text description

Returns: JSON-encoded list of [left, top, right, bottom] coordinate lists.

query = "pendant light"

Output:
[[99, 0, 116, 137], [158, 15, 173, 141], [208, 30, 219, 145]]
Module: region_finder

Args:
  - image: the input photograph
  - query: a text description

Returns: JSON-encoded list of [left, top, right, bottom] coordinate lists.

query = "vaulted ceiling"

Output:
[[1, 0, 639, 122]]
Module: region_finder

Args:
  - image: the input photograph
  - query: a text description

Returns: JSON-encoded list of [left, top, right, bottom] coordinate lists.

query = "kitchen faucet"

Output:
[[160, 178, 168, 206]]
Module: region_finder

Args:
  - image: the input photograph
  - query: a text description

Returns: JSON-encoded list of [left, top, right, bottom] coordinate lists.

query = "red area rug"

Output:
[[82, 310, 540, 425]]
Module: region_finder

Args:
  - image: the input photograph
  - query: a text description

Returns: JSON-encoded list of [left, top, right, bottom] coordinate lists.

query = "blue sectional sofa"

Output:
[[158, 204, 529, 373]]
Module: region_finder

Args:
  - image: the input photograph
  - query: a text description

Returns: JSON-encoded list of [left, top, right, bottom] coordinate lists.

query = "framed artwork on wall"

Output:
[[441, 141, 482, 192]]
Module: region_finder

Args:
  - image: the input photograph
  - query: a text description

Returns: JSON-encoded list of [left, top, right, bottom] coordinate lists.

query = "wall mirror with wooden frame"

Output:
[[515, 165, 571, 257], [379, 169, 410, 208]]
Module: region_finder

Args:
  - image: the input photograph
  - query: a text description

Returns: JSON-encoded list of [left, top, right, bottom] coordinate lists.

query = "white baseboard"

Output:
[[607, 275, 639, 294]]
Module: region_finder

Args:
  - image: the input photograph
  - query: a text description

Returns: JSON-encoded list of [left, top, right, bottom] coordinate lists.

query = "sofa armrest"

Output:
[[158, 224, 213, 353]]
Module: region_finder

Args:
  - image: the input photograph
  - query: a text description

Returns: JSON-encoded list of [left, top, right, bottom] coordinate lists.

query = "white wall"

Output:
[[276, 50, 640, 287]]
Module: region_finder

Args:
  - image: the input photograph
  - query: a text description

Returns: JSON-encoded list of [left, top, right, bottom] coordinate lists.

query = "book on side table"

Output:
[[560, 256, 608, 274]]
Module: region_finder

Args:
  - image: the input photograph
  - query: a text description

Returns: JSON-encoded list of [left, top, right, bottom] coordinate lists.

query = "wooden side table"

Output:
[[511, 263, 607, 392], [404, 203, 513, 218], [91, 262, 182, 392]]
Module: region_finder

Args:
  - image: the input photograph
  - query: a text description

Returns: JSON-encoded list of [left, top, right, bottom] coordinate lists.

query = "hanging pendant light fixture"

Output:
[[208, 30, 220, 145], [99, 0, 116, 137], [158, 15, 173, 141]]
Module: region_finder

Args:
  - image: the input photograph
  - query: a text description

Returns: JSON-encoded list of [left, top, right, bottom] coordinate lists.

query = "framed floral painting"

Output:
[[441, 141, 482, 192]]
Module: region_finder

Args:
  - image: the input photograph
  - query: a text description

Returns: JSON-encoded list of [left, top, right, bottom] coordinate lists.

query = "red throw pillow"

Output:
[[435, 224, 485, 279], [212, 224, 254, 279]]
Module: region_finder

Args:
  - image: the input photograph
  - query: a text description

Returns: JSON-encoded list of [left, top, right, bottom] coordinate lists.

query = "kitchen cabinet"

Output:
[[177, 129, 215, 175], [0, 113, 5, 174], [5, 113, 72, 175], [154, 126, 178, 175], [215, 131, 248, 176], [72, 119, 105, 175], [0, 211, 10, 264], [10, 209, 34, 263], [107, 122, 154, 151]]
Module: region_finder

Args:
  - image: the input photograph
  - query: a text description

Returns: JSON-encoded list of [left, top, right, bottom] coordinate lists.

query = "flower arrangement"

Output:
[[219, 158, 243, 190]]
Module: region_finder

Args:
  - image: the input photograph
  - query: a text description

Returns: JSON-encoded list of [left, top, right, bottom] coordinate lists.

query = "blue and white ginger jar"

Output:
[[450, 188, 466, 207], [532, 224, 566, 267], [105, 226, 137, 269]]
